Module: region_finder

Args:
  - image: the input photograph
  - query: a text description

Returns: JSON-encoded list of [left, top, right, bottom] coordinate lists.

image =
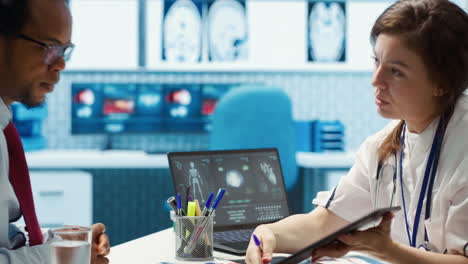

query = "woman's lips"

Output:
[[375, 96, 389, 106]]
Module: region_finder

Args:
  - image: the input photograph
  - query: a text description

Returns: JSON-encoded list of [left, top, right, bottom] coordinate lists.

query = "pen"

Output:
[[208, 188, 226, 216], [176, 193, 182, 216], [252, 234, 263, 253], [166, 196, 177, 212], [184, 188, 227, 255], [184, 186, 191, 213], [202, 192, 215, 216]]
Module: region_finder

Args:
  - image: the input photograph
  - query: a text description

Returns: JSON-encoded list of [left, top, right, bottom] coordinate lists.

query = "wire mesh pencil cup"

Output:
[[175, 215, 214, 261]]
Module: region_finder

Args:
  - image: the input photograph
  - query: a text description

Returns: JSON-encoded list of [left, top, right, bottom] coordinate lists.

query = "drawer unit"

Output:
[[17, 170, 92, 228]]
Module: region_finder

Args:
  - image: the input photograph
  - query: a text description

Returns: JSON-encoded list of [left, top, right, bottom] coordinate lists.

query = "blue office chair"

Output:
[[209, 86, 298, 191]]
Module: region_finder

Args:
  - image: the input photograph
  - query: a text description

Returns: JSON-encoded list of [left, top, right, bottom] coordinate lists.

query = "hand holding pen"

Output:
[[245, 226, 277, 264], [252, 234, 263, 253]]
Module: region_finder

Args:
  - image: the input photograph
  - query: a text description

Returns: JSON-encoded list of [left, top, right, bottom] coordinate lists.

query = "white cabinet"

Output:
[[17, 171, 92, 228]]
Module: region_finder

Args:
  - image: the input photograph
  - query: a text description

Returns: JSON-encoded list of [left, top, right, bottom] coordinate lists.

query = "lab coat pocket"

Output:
[[424, 217, 444, 253]]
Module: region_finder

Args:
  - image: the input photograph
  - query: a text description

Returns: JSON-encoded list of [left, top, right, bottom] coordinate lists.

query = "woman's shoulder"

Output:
[[354, 120, 399, 161], [446, 94, 468, 134], [362, 120, 400, 148]]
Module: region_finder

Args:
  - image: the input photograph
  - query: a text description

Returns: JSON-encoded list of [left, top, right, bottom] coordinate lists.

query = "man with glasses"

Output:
[[0, 0, 110, 263]]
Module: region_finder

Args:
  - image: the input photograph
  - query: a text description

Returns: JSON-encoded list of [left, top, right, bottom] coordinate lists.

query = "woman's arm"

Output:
[[270, 206, 349, 254], [245, 206, 349, 264]]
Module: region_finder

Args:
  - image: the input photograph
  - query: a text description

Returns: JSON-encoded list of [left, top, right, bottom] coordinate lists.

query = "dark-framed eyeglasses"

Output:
[[17, 33, 75, 65]]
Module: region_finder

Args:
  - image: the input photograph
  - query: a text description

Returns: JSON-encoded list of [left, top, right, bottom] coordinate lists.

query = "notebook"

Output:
[[168, 148, 290, 255]]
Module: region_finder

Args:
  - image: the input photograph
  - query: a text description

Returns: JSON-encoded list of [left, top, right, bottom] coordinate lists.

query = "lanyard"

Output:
[[399, 118, 444, 248]]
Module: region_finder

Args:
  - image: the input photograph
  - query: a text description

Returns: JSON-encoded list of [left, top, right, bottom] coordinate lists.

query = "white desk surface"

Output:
[[107, 228, 244, 264], [25, 150, 355, 169], [107, 228, 383, 264]]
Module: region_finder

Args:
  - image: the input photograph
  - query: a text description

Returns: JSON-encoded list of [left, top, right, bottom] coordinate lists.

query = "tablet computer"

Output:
[[276, 206, 401, 264]]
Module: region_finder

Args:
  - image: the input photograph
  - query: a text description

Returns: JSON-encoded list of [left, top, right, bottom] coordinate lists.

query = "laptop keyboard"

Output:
[[214, 228, 255, 243]]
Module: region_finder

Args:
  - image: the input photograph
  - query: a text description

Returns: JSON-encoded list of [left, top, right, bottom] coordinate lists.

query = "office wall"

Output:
[[45, 71, 388, 152]]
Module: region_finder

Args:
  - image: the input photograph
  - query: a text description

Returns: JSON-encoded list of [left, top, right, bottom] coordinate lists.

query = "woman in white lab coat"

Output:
[[245, 0, 468, 263]]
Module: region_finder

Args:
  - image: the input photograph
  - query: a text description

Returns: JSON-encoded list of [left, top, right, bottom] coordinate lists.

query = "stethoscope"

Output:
[[375, 117, 445, 251]]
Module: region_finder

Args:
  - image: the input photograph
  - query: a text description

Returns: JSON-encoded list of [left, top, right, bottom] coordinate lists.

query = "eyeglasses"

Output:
[[17, 33, 75, 65]]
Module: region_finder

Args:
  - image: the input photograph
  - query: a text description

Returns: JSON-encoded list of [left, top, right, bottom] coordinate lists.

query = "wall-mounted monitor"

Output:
[[71, 83, 233, 134]]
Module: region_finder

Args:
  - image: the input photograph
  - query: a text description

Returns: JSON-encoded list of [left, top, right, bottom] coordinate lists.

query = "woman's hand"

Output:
[[312, 212, 395, 262], [91, 223, 110, 264], [245, 225, 277, 264]]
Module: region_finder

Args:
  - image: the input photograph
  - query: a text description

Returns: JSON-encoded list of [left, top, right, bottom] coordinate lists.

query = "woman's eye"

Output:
[[391, 67, 403, 77]]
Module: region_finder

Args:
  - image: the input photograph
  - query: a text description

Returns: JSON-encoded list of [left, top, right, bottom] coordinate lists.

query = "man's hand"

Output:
[[91, 223, 110, 264]]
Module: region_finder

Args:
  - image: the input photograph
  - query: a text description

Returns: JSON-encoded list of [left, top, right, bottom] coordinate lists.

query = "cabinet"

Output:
[[17, 171, 92, 228]]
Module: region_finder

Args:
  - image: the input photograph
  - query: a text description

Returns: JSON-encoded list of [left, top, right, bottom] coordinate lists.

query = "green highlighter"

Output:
[[187, 202, 196, 217], [185, 201, 196, 238]]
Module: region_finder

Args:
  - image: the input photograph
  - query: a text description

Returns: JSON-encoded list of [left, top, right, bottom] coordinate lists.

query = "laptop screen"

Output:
[[168, 148, 290, 228]]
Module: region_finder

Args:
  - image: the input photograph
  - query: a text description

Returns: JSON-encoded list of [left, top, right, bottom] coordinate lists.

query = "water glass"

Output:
[[47, 226, 92, 264]]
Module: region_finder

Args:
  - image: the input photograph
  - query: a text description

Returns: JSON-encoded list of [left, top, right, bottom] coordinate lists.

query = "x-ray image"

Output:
[[251, 155, 284, 198], [308, 0, 346, 62], [214, 156, 255, 198], [207, 0, 249, 62], [162, 0, 203, 62], [188, 161, 205, 200], [225, 169, 244, 188], [173, 159, 211, 202], [260, 162, 277, 186]]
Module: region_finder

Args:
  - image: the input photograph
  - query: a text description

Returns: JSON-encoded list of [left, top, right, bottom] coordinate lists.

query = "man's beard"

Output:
[[11, 88, 45, 109]]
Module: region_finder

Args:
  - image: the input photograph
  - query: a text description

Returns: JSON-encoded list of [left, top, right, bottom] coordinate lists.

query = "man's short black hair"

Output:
[[0, 0, 29, 36]]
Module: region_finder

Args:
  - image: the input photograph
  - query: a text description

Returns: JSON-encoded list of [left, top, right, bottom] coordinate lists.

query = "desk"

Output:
[[25, 150, 356, 243], [25, 150, 355, 169], [107, 228, 243, 264], [107, 228, 384, 264]]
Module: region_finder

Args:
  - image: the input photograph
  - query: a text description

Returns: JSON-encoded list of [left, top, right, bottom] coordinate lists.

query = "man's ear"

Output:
[[433, 87, 446, 97]]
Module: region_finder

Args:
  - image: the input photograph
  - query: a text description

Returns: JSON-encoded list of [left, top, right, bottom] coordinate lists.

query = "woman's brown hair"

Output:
[[371, 0, 468, 163]]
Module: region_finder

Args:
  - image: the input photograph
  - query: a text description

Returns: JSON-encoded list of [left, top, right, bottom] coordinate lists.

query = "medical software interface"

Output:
[[170, 150, 289, 226]]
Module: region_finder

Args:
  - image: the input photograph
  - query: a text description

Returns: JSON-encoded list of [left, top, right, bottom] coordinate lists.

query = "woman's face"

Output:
[[372, 34, 443, 126]]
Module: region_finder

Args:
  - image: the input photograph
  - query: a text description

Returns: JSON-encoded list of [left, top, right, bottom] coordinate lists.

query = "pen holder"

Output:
[[175, 215, 214, 261]]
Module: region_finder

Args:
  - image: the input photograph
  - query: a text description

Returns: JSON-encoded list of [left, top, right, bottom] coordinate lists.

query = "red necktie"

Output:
[[4, 121, 43, 246]]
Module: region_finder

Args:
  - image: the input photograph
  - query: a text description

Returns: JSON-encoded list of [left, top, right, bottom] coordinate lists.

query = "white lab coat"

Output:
[[0, 99, 49, 263], [314, 94, 468, 256]]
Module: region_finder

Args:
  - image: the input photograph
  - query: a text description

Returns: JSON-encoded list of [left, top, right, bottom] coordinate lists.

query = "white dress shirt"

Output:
[[0, 99, 50, 263], [314, 94, 468, 256]]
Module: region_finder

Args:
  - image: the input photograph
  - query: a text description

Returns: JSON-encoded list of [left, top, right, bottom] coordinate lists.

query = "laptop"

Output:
[[168, 148, 290, 255]]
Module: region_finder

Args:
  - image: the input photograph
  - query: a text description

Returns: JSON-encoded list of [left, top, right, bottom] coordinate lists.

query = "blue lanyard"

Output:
[[398, 118, 444, 248]]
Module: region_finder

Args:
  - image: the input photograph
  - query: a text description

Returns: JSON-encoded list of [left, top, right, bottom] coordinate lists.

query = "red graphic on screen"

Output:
[[202, 99, 218, 115], [165, 89, 192, 105], [103, 99, 135, 115], [74, 89, 95, 105]]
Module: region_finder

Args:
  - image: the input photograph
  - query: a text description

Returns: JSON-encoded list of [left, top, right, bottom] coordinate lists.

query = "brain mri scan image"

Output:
[[308, 1, 346, 62], [208, 0, 248, 62], [163, 0, 202, 62]]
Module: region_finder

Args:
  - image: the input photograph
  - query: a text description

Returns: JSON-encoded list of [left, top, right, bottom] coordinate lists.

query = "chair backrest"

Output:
[[209, 86, 298, 190]]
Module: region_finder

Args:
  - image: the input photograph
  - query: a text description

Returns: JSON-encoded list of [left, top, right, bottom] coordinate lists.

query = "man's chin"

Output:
[[20, 96, 46, 109]]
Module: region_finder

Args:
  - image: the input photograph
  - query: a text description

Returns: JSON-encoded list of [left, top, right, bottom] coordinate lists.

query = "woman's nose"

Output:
[[371, 66, 386, 90]]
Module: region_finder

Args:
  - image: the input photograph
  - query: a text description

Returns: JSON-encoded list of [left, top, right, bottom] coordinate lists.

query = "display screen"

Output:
[[169, 149, 290, 227], [71, 83, 233, 134]]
